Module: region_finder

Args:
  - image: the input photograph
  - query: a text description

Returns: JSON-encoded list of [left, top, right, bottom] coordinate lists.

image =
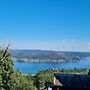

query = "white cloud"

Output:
[[61, 41, 67, 43], [88, 43, 90, 45], [10, 40, 90, 52], [71, 39, 76, 42]]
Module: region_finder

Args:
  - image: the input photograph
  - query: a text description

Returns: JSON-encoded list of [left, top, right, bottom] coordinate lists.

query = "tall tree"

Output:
[[0, 45, 14, 90]]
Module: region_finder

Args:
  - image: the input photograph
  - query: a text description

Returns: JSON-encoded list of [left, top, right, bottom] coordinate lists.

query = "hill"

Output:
[[10, 50, 90, 62]]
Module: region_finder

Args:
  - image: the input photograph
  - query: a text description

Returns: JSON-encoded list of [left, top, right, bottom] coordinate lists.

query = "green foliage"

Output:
[[34, 70, 54, 90], [0, 47, 36, 90], [88, 69, 90, 75], [0, 47, 14, 90], [12, 70, 36, 90]]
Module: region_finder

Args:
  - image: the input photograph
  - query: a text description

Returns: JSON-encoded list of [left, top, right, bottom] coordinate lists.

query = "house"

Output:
[[48, 73, 90, 90]]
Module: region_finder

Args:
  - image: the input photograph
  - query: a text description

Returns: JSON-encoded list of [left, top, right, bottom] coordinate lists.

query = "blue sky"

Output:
[[0, 0, 90, 51]]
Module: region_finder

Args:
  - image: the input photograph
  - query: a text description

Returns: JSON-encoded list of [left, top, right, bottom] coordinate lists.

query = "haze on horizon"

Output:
[[0, 0, 90, 52]]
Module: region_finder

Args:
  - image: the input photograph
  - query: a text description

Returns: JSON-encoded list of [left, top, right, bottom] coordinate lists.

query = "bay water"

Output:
[[13, 57, 90, 74]]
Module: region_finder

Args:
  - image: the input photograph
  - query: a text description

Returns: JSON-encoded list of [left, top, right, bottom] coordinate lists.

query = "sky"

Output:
[[0, 0, 90, 51]]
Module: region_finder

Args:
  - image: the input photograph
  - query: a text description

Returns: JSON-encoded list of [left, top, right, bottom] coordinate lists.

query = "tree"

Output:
[[34, 70, 54, 90], [0, 45, 14, 90], [88, 69, 90, 75], [12, 70, 36, 90]]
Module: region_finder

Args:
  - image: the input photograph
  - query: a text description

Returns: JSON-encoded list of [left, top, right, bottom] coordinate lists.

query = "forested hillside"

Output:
[[11, 50, 90, 62]]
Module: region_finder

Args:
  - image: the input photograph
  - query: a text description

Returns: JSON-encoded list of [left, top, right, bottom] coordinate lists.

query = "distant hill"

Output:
[[11, 50, 90, 58], [10, 50, 90, 62]]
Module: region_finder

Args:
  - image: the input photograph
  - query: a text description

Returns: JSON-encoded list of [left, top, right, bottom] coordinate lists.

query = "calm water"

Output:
[[13, 57, 90, 74]]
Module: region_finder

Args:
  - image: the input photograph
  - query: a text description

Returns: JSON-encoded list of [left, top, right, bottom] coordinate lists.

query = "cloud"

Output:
[[11, 40, 90, 52], [61, 41, 67, 43], [88, 43, 90, 45], [71, 39, 76, 42]]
